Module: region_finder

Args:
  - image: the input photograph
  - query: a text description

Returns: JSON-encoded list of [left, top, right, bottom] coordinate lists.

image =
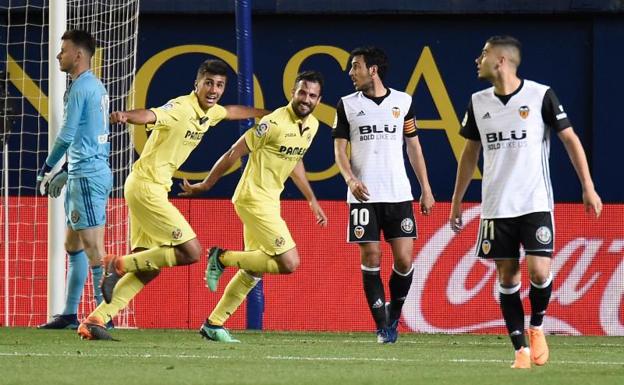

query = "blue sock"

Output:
[[63, 250, 88, 315], [91, 265, 104, 305]]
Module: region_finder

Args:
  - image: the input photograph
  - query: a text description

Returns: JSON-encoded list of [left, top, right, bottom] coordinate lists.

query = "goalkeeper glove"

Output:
[[47, 163, 68, 198], [35, 162, 53, 196]]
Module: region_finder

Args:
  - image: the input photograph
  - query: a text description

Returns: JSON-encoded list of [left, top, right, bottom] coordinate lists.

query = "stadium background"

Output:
[[1, 0, 623, 335]]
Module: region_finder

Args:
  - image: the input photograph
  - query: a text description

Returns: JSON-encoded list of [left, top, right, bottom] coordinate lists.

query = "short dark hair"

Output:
[[61, 29, 96, 57], [196, 59, 229, 79], [486, 35, 522, 64], [349, 46, 389, 80], [295, 70, 324, 93]]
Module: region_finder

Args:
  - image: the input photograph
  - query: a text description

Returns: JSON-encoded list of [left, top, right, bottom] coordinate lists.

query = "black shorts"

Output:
[[347, 201, 417, 243], [476, 211, 554, 259]]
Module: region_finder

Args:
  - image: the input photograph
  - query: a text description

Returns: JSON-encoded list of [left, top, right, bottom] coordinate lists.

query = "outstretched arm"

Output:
[[405, 136, 435, 215], [178, 135, 250, 196], [558, 127, 602, 217], [290, 160, 327, 227], [449, 139, 481, 232], [110, 109, 157, 125], [224, 105, 270, 120]]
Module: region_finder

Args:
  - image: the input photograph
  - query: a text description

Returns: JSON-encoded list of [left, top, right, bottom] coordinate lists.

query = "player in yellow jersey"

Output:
[[179, 70, 327, 342], [77, 59, 268, 340]]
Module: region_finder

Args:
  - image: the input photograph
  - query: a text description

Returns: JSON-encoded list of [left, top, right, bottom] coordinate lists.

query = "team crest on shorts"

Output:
[[391, 106, 400, 119], [535, 226, 552, 245], [275, 236, 285, 248], [354, 225, 365, 239], [171, 228, 183, 240], [400, 218, 414, 233], [70, 210, 80, 224], [481, 240, 491, 255], [519, 105, 530, 119]]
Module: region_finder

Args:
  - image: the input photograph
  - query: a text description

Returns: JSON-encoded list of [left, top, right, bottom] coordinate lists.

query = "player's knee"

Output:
[[176, 240, 202, 265], [361, 251, 381, 267], [529, 270, 550, 285]]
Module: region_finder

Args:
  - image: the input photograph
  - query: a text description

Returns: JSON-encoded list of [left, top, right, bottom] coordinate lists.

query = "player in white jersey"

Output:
[[333, 46, 434, 343], [450, 36, 602, 368]]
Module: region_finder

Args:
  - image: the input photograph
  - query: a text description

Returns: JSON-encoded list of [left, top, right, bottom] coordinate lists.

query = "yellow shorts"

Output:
[[125, 173, 196, 250], [234, 203, 295, 256]]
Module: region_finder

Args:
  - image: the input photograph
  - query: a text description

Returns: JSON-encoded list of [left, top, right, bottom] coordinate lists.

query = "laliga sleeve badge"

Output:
[[255, 122, 269, 137], [481, 240, 491, 255], [535, 226, 552, 245]]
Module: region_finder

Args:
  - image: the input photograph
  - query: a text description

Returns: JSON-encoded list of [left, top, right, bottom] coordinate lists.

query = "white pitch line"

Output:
[[1, 351, 622, 366]]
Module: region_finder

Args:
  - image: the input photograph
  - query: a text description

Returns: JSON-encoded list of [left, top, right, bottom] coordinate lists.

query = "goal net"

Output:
[[0, 0, 140, 327]]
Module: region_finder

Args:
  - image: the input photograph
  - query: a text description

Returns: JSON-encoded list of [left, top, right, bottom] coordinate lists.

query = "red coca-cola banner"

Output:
[[2, 199, 622, 335]]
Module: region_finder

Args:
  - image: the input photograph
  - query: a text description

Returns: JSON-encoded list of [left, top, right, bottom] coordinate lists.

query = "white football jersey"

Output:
[[333, 88, 417, 203], [461, 79, 571, 218]]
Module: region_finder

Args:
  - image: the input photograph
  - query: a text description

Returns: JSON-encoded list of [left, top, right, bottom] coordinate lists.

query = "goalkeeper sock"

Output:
[[220, 249, 281, 274], [63, 250, 88, 315], [362, 265, 387, 330], [499, 282, 527, 350], [120, 247, 176, 273], [388, 265, 413, 322], [91, 265, 104, 305], [208, 270, 260, 326], [90, 272, 144, 323]]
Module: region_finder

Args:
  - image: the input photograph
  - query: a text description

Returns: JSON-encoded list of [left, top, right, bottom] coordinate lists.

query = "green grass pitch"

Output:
[[1, 328, 623, 385]]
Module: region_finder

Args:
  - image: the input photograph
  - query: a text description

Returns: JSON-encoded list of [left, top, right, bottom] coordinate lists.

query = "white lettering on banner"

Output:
[[404, 204, 588, 335], [447, 251, 496, 305], [551, 238, 602, 305], [600, 240, 624, 335]]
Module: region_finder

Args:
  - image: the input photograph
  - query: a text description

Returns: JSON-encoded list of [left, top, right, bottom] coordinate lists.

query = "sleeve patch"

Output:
[[255, 122, 269, 137]]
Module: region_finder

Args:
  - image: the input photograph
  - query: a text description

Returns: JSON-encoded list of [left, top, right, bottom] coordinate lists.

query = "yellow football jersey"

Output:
[[232, 103, 318, 208], [131, 92, 227, 190]]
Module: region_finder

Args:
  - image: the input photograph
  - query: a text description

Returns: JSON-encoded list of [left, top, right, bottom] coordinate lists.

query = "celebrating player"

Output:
[[77, 59, 268, 340], [180, 70, 327, 342]]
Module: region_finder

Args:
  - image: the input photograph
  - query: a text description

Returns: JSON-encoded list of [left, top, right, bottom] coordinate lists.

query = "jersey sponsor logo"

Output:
[[275, 236, 285, 248], [401, 218, 414, 233], [354, 225, 365, 239], [391, 106, 400, 118], [481, 239, 491, 255], [255, 122, 269, 137], [482, 112, 491, 119], [485, 130, 527, 150], [279, 146, 308, 156], [184, 130, 205, 141], [172, 227, 183, 240], [556, 112, 568, 120], [519, 105, 530, 119], [358, 124, 398, 142], [535, 226, 552, 245]]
